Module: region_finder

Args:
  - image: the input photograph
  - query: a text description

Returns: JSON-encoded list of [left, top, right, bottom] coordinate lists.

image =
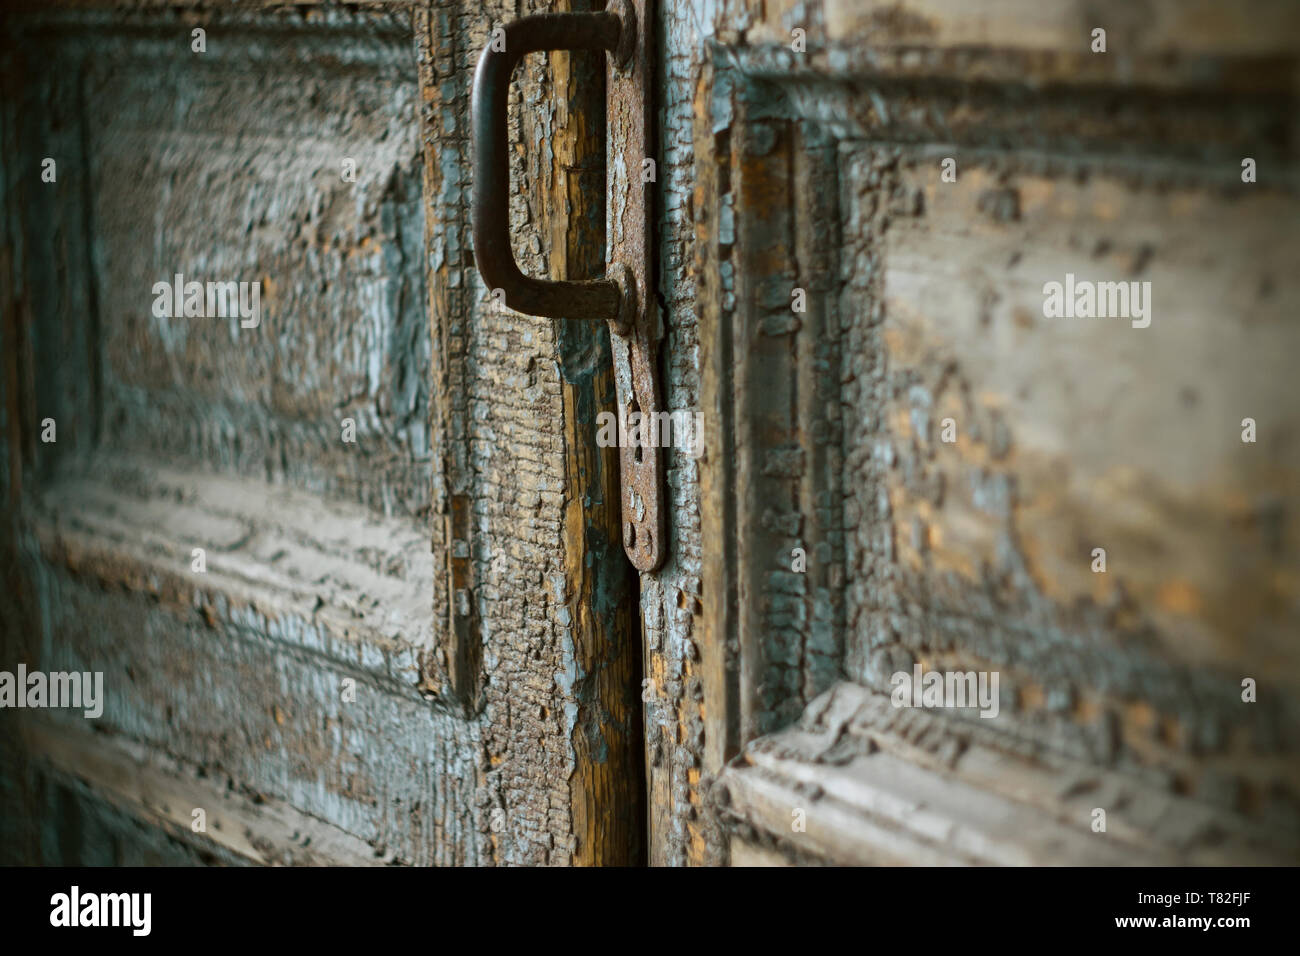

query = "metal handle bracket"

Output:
[[471, 0, 665, 572]]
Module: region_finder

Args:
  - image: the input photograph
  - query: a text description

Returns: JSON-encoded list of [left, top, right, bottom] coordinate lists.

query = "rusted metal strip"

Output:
[[606, 0, 664, 572]]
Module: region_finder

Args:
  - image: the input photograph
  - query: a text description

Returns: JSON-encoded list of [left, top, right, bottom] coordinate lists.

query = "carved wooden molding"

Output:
[[697, 33, 1300, 863], [714, 682, 1295, 865]]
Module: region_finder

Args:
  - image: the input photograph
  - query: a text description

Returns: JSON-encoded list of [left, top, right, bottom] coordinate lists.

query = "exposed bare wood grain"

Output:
[[550, 0, 643, 866]]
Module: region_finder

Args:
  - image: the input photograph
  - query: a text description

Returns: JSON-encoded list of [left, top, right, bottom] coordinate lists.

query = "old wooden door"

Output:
[[4, 0, 1300, 870], [640, 0, 1300, 865], [1, 0, 642, 866]]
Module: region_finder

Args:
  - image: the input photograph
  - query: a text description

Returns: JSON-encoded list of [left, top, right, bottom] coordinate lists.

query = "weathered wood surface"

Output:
[[22, 721, 386, 866], [684, 0, 1300, 864], [418, 0, 643, 864], [13, 457, 482, 865], [5, 0, 1300, 868], [714, 683, 1296, 866], [1, 0, 641, 866]]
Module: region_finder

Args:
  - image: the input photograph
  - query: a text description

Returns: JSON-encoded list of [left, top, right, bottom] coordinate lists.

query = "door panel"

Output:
[[646, 0, 1300, 864], [1, 0, 641, 866]]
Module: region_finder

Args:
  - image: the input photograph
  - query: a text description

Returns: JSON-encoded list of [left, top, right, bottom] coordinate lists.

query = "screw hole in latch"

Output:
[[623, 520, 652, 556], [628, 395, 644, 464]]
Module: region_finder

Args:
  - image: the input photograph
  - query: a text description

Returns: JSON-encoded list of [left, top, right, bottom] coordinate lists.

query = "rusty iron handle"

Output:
[[472, 1, 665, 573], [471, 6, 632, 320]]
